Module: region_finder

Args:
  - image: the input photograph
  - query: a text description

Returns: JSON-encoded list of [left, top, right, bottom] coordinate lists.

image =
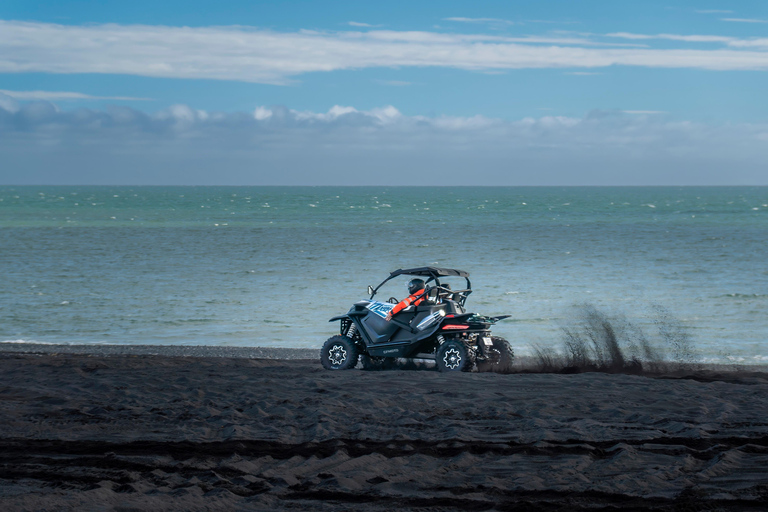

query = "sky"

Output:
[[1, 0, 767, 185]]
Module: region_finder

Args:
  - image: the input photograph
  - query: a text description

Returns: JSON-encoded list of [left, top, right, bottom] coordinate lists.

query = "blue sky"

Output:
[[1, 0, 767, 185]]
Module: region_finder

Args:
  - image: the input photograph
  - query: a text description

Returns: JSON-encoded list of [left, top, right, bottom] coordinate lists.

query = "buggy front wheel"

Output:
[[320, 335, 359, 370], [436, 340, 473, 372]]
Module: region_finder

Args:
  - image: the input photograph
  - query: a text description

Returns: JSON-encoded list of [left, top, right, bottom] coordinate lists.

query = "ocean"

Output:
[[1, 186, 766, 363]]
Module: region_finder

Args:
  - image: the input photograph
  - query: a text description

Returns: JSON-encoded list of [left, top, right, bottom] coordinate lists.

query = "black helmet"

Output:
[[408, 278, 426, 295]]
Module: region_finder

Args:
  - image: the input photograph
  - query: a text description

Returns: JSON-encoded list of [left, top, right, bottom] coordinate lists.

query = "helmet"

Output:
[[408, 278, 426, 295]]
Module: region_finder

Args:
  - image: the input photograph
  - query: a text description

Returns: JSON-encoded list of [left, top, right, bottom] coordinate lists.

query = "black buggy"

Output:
[[321, 267, 514, 372]]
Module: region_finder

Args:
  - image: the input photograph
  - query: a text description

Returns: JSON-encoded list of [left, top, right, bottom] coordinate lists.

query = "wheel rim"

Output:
[[443, 347, 462, 370], [328, 344, 347, 366]]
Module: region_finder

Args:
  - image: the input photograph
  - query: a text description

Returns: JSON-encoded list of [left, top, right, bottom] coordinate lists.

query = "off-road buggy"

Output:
[[321, 267, 514, 372]]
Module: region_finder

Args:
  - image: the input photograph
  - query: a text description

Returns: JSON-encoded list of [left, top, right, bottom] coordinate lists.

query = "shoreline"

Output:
[[1, 342, 766, 375], [0, 342, 318, 360]]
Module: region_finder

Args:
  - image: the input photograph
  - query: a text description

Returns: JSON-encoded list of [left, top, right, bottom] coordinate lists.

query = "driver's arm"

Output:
[[385, 289, 424, 321], [385, 297, 408, 321]]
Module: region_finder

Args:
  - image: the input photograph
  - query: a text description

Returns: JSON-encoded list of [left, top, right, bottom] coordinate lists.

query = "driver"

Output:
[[385, 278, 426, 321]]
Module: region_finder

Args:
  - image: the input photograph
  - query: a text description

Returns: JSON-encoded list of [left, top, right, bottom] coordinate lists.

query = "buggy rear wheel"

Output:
[[492, 336, 514, 369], [436, 340, 474, 372], [482, 336, 514, 372], [320, 335, 359, 370]]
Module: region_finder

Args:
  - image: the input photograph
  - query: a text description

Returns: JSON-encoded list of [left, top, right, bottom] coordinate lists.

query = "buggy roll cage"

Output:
[[368, 266, 473, 307]]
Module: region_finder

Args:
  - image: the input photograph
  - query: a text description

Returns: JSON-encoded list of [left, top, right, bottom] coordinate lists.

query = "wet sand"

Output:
[[0, 346, 767, 511]]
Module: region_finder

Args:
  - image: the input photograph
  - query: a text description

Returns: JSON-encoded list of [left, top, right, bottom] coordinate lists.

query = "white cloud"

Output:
[[0, 89, 150, 101], [291, 104, 359, 121], [369, 105, 402, 123], [525, 20, 580, 25], [729, 38, 768, 48], [443, 17, 515, 25], [606, 32, 734, 44], [622, 110, 667, 115], [253, 106, 273, 120], [154, 104, 209, 123], [605, 32, 768, 49], [430, 114, 502, 130], [262, 104, 403, 124], [0, 93, 20, 113], [721, 18, 768, 23], [1, 101, 767, 185], [364, 32, 641, 46], [695, 10, 733, 14], [347, 21, 374, 27], [3, 20, 768, 85]]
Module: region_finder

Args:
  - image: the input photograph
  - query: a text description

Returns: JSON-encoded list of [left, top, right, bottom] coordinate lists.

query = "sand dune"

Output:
[[0, 351, 767, 510]]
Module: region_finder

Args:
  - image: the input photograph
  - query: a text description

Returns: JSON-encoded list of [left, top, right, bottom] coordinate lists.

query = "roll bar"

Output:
[[369, 267, 472, 307]]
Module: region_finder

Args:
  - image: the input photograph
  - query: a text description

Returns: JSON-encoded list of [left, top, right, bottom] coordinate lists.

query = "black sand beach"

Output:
[[1, 346, 767, 511]]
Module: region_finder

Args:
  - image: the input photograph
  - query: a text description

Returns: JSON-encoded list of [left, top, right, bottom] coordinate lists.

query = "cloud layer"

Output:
[[3, 20, 768, 84], [606, 32, 768, 48], [0, 89, 150, 102], [2, 98, 767, 185]]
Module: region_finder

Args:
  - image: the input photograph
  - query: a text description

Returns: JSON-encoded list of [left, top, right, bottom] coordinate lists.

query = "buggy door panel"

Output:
[[388, 305, 445, 343], [362, 311, 416, 344]]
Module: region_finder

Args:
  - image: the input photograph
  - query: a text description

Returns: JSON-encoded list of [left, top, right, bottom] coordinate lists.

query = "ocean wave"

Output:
[[698, 355, 768, 363], [0, 339, 60, 345], [0, 340, 147, 347]]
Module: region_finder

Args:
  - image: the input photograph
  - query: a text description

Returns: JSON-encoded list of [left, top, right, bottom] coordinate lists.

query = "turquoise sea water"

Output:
[[1, 186, 766, 362]]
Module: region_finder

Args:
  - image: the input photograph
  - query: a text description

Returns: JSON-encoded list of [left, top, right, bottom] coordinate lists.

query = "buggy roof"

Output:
[[389, 267, 469, 278]]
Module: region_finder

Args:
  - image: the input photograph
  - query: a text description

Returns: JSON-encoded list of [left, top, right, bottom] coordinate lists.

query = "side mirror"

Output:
[[367, 285, 374, 296]]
